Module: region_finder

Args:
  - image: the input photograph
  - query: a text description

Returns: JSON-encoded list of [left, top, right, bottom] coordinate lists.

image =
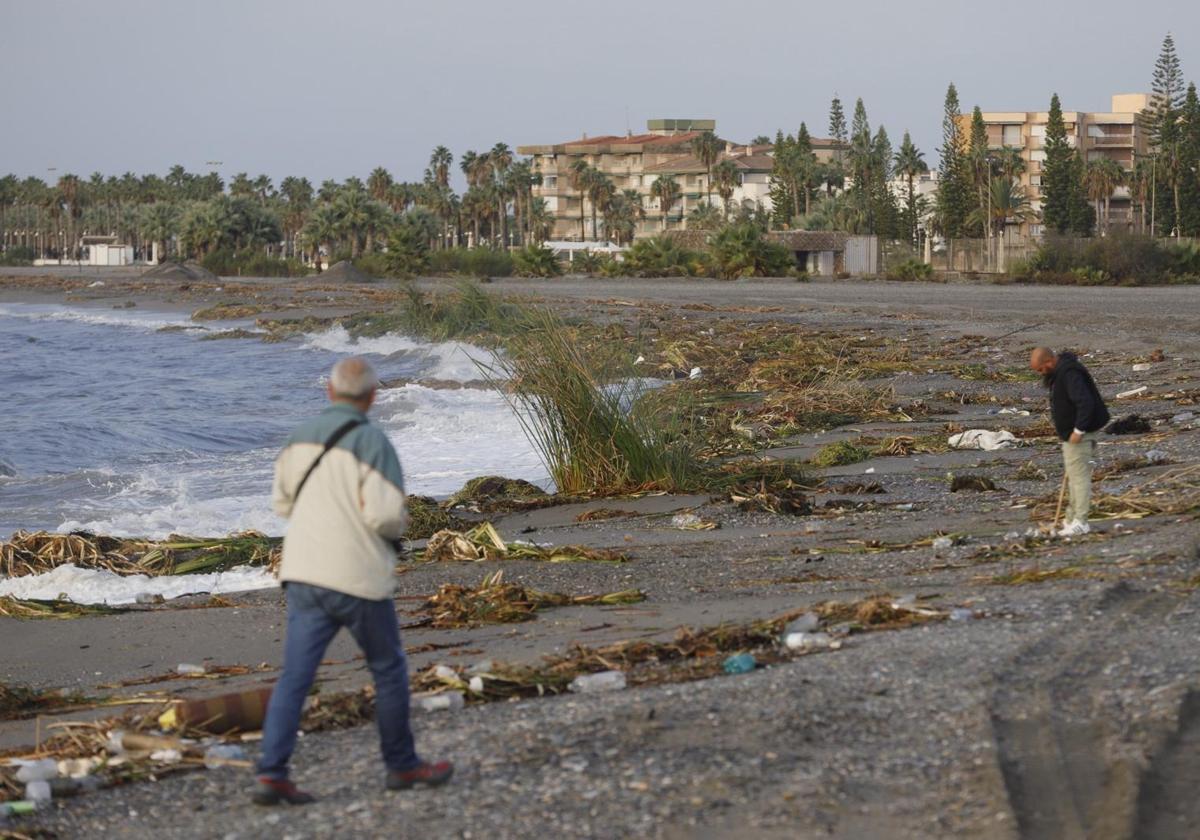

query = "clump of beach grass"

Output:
[[363, 279, 536, 343], [486, 309, 704, 495], [811, 440, 874, 468]]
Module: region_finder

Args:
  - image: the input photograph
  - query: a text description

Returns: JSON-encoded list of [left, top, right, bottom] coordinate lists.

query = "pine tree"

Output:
[[1041, 93, 1074, 234], [795, 123, 817, 216], [870, 127, 898, 237], [894, 131, 929, 246], [1142, 33, 1187, 235], [769, 130, 795, 228], [936, 83, 971, 238], [828, 95, 848, 190], [968, 106, 990, 237], [829, 96, 848, 151], [1178, 82, 1200, 236]]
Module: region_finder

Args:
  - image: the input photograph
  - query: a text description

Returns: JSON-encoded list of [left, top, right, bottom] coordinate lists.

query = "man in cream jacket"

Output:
[[254, 356, 452, 805]]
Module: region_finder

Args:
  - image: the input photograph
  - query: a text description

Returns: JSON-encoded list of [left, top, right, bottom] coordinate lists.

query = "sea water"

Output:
[[0, 301, 547, 541]]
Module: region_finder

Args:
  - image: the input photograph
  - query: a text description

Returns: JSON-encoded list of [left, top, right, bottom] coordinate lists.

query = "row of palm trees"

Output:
[[0, 147, 560, 264]]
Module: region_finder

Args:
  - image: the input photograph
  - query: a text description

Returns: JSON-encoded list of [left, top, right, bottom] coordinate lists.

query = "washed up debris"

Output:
[[0, 596, 124, 620], [569, 671, 627, 693], [950, 474, 999, 492], [404, 496, 469, 541], [1031, 464, 1200, 521], [670, 512, 719, 530], [1149, 348, 1166, 362], [1132, 362, 1153, 372], [722, 653, 757, 674], [1117, 386, 1149, 399], [931, 536, 955, 551], [950, 608, 975, 622], [419, 570, 645, 628], [948, 430, 1017, 451], [158, 687, 274, 734], [444, 476, 549, 513], [1172, 411, 1196, 425], [1106, 414, 1152, 435], [0, 530, 280, 579], [1, 682, 94, 722], [811, 440, 874, 467], [1014, 463, 1047, 481], [413, 691, 465, 712], [783, 631, 835, 650], [420, 523, 629, 564], [996, 408, 1032, 416]]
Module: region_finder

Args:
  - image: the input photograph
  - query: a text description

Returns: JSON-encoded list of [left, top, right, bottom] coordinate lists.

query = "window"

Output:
[[544, 176, 557, 188], [1029, 174, 1042, 186], [1002, 125, 1022, 146]]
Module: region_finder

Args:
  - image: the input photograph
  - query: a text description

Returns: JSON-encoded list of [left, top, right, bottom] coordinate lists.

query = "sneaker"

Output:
[[1057, 520, 1091, 538], [252, 777, 316, 806], [386, 760, 454, 791]]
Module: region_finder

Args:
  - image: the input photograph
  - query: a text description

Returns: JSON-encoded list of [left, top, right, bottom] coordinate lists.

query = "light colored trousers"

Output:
[[1061, 432, 1098, 523]]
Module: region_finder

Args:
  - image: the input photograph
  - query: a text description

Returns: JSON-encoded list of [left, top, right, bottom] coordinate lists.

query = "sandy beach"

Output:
[[4, 267, 1200, 839]]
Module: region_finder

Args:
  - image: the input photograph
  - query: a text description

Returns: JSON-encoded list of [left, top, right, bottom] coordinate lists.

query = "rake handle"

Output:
[[1053, 470, 1069, 530]]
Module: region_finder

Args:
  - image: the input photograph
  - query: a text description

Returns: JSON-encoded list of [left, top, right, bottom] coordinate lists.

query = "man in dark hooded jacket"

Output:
[[1030, 347, 1110, 536]]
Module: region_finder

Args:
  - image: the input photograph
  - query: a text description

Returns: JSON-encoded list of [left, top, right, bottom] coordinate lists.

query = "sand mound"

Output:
[[320, 260, 374, 283], [142, 261, 219, 282]]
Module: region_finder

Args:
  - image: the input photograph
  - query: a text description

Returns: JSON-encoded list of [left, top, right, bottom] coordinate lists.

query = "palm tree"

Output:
[[893, 132, 928, 246], [690, 132, 721, 203], [621, 188, 645, 239], [490, 143, 514, 247], [712, 159, 739, 217], [586, 172, 614, 241], [301, 204, 340, 270], [649, 175, 682, 232], [1130, 159, 1153, 234], [141, 202, 180, 262], [568, 160, 593, 241], [1084, 158, 1126, 234], [429, 146, 453, 189], [968, 177, 1036, 236], [230, 173, 255, 199], [527, 197, 552, 244], [333, 188, 371, 258], [367, 167, 394, 203], [55, 174, 81, 261]]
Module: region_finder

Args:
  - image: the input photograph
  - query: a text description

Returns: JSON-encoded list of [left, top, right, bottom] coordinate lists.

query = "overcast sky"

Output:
[[2, 0, 1197, 187]]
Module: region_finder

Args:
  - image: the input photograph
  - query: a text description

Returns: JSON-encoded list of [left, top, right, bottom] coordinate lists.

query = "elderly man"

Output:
[[254, 356, 452, 805], [1029, 347, 1110, 537]]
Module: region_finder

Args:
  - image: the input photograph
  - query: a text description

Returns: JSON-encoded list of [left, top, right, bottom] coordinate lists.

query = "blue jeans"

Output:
[[257, 582, 419, 779]]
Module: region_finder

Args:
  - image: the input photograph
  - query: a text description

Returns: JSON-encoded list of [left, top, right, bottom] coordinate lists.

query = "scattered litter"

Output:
[[15, 759, 57, 783], [783, 631, 833, 650], [421, 523, 628, 564], [893, 503, 915, 511], [1172, 412, 1195, 425], [950, 474, 998, 492], [997, 408, 1031, 416], [950, 608, 975, 622], [1117, 386, 1148, 399], [1132, 363, 1152, 372], [1107, 414, 1152, 435], [87, 281, 105, 288], [569, 671, 627, 693], [722, 653, 757, 674], [202, 744, 247, 769], [948, 430, 1017, 451], [670, 513, 718, 531], [413, 691, 465, 712], [24, 780, 51, 803], [420, 570, 644, 628], [864, 467, 876, 474], [468, 676, 484, 694], [175, 664, 205, 676], [149, 749, 183, 764], [688, 366, 702, 380], [786, 613, 820, 634], [931, 536, 954, 550]]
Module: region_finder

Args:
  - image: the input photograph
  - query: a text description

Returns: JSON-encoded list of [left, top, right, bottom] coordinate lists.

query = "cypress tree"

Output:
[[1041, 93, 1074, 234], [936, 83, 970, 238]]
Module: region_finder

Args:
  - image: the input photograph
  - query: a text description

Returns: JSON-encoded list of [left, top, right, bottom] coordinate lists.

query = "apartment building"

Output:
[[517, 120, 841, 240], [973, 94, 1151, 235]]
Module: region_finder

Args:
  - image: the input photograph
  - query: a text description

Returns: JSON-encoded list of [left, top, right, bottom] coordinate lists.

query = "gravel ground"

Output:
[[4, 272, 1200, 839]]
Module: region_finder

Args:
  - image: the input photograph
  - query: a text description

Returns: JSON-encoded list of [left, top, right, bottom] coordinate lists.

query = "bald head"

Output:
[[1030, 347, 1057, 375], [328, 356, 379, 409]]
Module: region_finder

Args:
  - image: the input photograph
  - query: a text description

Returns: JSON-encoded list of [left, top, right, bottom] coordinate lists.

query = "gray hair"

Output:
[[330, 356, 379, 399]]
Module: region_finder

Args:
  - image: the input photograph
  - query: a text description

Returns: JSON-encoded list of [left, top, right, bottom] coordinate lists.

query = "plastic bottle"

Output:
[[568, 671, 626, 693], [25, 781, 51, 804], [176, 663, 206, 676], [15, 759, 57, 783], [785, 613, 820, 634], [413, 692, 465, 712], [722, 653, 756, 674], [784, 631, 833, 650], [203, 744, 247, 769]]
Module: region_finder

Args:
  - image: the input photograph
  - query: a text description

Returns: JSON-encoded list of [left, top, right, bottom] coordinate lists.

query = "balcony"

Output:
[[1089, 135, 1134, 147]]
